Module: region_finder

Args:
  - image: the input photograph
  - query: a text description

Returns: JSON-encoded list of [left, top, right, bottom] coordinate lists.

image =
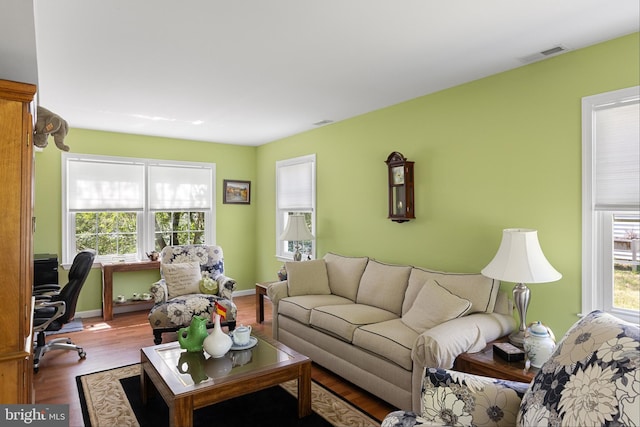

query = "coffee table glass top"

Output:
[[147, 335, 294, 388]]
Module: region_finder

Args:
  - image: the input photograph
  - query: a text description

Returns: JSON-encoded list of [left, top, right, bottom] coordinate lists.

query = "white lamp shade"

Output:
[[481, 229, 562, 283], [279, 214, 314, 241]]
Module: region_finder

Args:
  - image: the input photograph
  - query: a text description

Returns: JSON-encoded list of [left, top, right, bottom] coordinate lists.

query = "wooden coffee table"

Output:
[[140, 335, 311, 427]]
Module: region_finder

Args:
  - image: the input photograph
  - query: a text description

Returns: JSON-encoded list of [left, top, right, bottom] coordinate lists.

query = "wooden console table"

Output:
[[101, 261, 160, 320]]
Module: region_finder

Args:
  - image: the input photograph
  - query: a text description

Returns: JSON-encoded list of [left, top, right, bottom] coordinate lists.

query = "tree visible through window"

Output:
[[154, 211, 206, 249], [76, 212, 137, 256]]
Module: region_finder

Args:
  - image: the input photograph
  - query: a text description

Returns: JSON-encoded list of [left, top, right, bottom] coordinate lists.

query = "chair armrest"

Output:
[[215, 274, 236, 300], [33, 284, 61, 296], [33, 300, 66, 332], [418, 368, 528, 427], [149, 279, 168, 304]]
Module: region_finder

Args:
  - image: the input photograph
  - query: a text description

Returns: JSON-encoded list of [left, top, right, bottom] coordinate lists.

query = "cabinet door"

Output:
[[0, 80, 36, 403]]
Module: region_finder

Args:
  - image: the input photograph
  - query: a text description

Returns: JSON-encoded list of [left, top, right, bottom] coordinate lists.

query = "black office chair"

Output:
[[33, 250, 95, 372]]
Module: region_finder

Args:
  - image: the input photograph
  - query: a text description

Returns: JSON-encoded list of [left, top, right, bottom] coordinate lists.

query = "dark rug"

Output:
[[76, 364, 378, 427]]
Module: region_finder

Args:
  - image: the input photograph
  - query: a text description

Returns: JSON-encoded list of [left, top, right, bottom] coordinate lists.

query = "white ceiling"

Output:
[[33, 0, 639, 146]]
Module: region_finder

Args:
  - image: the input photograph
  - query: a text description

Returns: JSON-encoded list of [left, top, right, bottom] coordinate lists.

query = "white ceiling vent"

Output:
[[519, 45, 570, 64]]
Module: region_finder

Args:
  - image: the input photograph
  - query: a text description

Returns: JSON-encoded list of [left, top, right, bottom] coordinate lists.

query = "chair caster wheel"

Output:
[[78, 349, 86, 359]]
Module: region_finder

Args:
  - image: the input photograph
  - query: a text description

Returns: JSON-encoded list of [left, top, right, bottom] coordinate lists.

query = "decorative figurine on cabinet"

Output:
[[385, 152, 415, 223]]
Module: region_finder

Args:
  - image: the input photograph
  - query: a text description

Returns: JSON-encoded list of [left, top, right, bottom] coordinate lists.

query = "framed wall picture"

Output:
[[223, 180, 251, 204]]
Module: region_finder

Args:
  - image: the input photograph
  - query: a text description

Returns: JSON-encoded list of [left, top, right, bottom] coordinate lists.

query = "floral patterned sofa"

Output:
[[382, 310, 639, 427], [148, 245, 238, 344]]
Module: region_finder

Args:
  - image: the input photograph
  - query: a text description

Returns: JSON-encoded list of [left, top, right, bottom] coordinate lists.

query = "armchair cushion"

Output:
[[163, 261, 202, 298], [199, 276, 219, 295], [148, 294, 237, 329]]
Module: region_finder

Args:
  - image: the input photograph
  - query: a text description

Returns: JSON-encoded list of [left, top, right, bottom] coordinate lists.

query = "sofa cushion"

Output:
[[401, 279, 472, 333], [323, 252, 369, 301], [162, 262, 202, 298], [356, 260, 411, 316], [517, 310, 640, 427], [353, 318, 417, 370], [278, 294, 352, 325], [310, 303, 398, 342], [286, 259, 331, 296], [405, 267, 499, 314]]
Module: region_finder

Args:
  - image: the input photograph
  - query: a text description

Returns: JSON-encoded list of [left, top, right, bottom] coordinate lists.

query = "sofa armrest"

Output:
[[412, 312, 515, 368], [266, 280, 288, 339], [150, 279, 168, 304], [266, 280, 288, 305]]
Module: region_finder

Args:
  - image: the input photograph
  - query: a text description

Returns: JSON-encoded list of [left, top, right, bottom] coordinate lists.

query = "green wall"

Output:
[[33, 130, 257, 313], [34, 33, 639, 336], [255, 33, 639, 337]]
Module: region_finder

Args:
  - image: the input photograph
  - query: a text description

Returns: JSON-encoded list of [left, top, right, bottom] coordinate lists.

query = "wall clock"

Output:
[[385, 152, 415, 223]]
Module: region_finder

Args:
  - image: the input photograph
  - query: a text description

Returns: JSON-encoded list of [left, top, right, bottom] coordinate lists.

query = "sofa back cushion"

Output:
[[401, 279, 472, 333], [356, 260, 411, 316], [323, 252, 369, 301], [517, 310, 640, 427], [405, 267, 500, 315], [285, 259, 331, 296]]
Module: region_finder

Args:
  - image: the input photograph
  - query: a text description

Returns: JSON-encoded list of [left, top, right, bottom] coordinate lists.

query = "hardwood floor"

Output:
[[33, 294, 397, 426]]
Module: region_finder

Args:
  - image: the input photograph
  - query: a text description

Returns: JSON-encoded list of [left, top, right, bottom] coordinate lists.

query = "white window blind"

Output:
[[67, 159, 145, 211], [148, 164, 212, 210], [277, 161, 314, 210], [594, 100, 640, 211]]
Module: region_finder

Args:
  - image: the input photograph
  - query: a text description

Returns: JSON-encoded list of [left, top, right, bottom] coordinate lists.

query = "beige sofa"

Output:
[[267, 252, 516, 412]]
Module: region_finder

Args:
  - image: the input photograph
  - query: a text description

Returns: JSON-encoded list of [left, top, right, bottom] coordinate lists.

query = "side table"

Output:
[[255, 281, 276, 323], [453, 337, 536, 383]]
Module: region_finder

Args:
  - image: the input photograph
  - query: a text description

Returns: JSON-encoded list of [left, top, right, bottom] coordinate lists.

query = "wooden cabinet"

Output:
[[0, 79, 36, 403]]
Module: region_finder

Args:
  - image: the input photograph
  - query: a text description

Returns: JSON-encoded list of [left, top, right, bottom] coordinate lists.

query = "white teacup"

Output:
[[132, 292, 140, 300], [115, 295, 126, 303], [231, 325, 252, 346], [142, 292, 151, 300]]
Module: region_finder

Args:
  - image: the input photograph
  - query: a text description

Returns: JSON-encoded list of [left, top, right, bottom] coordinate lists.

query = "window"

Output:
[[275, 154, 316, 260], [62, 153, 215, 264], [582, 86, 640, 323]]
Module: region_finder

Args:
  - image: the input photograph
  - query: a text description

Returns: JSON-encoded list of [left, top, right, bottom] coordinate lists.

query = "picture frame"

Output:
[[223, 180, 251, 204]]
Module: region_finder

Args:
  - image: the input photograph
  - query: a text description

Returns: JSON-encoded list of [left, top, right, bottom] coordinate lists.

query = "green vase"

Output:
[[177, 315, 208, 352]]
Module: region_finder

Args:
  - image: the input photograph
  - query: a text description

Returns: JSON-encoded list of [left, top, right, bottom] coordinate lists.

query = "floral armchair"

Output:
[[382, 310, 639, 427], [148, 245, 238, 344]]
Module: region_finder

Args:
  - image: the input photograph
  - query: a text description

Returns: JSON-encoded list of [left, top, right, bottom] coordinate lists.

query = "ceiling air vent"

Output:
[[519, 45, 570, 64]]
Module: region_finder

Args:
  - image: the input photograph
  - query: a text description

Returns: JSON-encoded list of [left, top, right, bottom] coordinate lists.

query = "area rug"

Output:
[[77, 364, 379, 427], [46, 318, 83, 335]]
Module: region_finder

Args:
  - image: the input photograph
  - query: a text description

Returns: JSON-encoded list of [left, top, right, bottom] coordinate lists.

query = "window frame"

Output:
[[275, 154, 316, 261], [62, 153, 216, 264], [581, 86, 640, 324]]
